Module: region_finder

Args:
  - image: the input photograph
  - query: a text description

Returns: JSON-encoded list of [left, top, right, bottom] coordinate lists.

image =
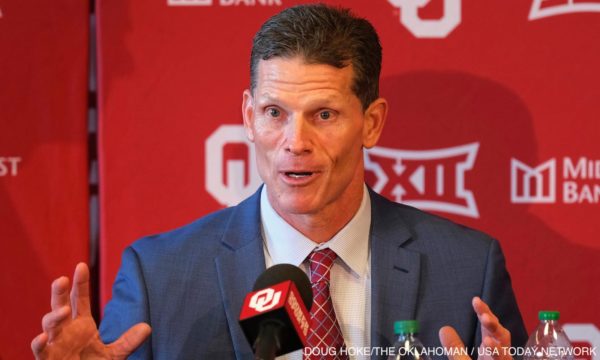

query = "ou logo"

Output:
[[205, 125, 262, 206], [388, 0, 461, 38], [249, 288, 282, 312]]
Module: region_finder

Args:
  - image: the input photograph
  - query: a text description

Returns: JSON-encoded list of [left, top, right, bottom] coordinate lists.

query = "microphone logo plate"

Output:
[[249, 288, 282, 312]]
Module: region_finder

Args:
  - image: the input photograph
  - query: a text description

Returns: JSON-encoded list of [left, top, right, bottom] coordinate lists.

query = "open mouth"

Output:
[[284, 172, 313, 178]]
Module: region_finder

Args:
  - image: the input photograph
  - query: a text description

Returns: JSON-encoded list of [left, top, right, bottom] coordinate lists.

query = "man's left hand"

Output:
[[439, 297, 512, 360]]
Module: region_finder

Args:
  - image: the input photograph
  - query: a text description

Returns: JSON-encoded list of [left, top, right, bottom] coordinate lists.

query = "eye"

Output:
[[266, 107, 281, 118], [318, 110, 335, 121]]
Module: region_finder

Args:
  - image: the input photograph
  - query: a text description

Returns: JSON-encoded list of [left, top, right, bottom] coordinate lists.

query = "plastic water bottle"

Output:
[[524, 311, 573, 360], [388, 320, 431, 360]]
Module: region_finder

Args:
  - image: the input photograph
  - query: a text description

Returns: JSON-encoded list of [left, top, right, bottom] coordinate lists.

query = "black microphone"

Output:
[[239, 264, 313, 360]]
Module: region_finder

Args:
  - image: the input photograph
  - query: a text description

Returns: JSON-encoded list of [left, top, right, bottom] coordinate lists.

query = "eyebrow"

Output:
[[256, 92, 344, 107]]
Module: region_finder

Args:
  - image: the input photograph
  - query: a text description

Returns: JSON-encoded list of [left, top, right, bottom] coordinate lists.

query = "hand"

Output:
[[31, 263, 152, 359], [439, 297, 512, 360]]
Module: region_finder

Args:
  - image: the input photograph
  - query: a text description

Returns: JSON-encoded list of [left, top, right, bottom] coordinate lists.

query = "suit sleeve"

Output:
[[476, 238, 528, 349], [99, 246, 153, 359]]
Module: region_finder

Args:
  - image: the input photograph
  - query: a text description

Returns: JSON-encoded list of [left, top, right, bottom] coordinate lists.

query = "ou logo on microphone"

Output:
[[388, 0, 461, 38], [249, 288, 282, 313]]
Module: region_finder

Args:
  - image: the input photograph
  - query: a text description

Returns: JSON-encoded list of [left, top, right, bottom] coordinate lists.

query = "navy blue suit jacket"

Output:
[[99, 187, 527, 359]]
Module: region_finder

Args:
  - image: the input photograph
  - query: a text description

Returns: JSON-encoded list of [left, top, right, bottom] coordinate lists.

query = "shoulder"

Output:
[[369, 189, 496, 256], [131, 207, 233, 252], [127, 188, 262, 261]]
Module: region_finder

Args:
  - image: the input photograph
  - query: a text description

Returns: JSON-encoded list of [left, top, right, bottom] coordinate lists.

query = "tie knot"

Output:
[[308, 248, 337, 284]]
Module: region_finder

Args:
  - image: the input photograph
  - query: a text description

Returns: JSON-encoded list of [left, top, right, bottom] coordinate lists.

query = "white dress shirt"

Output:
[[260, 185, 372, 360]]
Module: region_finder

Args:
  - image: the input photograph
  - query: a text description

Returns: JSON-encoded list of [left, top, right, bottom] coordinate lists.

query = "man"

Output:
[[32, 4, 527, 360]]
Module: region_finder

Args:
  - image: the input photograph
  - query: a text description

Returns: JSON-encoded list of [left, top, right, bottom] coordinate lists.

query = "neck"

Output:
[[275, 186, 365, 244]]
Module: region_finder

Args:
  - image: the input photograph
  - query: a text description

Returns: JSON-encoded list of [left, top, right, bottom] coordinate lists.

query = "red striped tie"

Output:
[[303, 248, 348, 360]]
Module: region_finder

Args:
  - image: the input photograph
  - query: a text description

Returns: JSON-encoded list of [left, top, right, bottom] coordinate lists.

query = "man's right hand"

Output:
[[31, 263, 152, 360]]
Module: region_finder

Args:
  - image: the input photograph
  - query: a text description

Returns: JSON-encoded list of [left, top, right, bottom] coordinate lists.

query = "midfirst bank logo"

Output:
[[511, 158, 556, 203], [249, 288, 282, 312], [511, 157, 600, 204], [168, 0, 282, 6], [387, 0, 461, 38], [365, 143, 479, 218], [529, 0, 600, 20]]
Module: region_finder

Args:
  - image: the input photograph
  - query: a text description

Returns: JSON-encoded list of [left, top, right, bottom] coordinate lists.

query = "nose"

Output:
[[284, 115, 313, 155]]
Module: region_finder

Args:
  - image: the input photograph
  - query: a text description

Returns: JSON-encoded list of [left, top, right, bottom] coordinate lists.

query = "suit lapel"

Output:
[[213, 188, 422, 357], [215, 188, 266, 359], [369, 189, 422, 352]]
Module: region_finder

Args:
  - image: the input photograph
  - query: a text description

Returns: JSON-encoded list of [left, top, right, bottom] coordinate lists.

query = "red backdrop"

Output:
[[0, 1, 89, 359], [97, 0, 600, 352]]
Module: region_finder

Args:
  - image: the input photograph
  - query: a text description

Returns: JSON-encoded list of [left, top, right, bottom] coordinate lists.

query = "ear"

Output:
[[242, 89, 255, 142], [362, 97, 388, 148]]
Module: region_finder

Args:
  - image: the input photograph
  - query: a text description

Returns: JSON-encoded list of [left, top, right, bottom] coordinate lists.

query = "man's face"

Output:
[[243, 56, 386, 222]]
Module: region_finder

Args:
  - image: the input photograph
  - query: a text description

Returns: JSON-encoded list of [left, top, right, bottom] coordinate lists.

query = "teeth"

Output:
[[286, 172, 312, 178]]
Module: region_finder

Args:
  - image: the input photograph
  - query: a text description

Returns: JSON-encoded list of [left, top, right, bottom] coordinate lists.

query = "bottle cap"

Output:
[[539, 311, 560, 320], [394, 320, 420, 335]]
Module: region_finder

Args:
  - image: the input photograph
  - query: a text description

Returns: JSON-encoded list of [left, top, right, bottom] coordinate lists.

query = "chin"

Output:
[[274, 195, 320, 216]]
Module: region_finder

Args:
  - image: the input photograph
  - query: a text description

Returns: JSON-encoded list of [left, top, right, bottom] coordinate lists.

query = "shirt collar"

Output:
[[260, 185, 371, 277]]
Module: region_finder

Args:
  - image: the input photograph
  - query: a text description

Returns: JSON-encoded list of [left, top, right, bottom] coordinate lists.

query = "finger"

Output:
[[473, 297, 509, 342], [439, 326, 470, 360], [482, 336, 500, 354], [480, 312, 500, 334], [472, 297, 497, 322], [70, 262, 92, 317], [108, 323, 152, 358], [42, 306, 71, 341], [483, 335, 498, 347], [50, 276, 70, 311], [482, 336, 510, 360], [31, 332, 48, 358], [41, 306, 71, 334]]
